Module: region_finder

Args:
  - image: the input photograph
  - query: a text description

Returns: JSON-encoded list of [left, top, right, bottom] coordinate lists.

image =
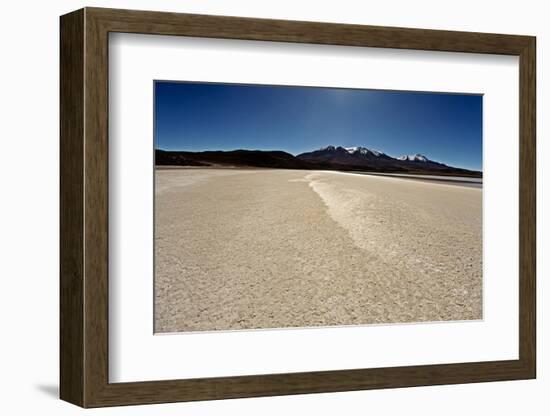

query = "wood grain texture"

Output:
[[83, 10, 110, 406], [59, 7, 537, 408], [59, 8, 84, 407], [519, 38, 536, 375], [89, 7, 532, 54]]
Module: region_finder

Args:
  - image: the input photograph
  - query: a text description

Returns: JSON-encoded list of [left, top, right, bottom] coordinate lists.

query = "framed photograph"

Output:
[[60, 7, 536, 408]]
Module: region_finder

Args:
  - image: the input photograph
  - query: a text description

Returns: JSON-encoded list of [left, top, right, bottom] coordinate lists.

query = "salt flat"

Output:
[[155, 168, 482, 333]]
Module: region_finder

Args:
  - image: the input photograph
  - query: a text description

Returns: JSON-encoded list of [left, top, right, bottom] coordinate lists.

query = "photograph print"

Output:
[[154, 81, 483, 334]]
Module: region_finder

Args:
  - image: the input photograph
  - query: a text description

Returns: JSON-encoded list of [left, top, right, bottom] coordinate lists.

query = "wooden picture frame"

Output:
[[60, 7, 536, 408]]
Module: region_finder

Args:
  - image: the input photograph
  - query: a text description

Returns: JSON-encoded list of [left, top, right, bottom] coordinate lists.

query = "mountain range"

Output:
[[156, 145, 481, 177]]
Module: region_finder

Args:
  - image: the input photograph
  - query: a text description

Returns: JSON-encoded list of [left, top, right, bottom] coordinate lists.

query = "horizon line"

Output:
[[155, 146, 482, 172]]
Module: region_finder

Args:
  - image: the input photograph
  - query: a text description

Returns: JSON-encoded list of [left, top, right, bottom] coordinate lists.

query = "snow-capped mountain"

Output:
[[398, 154, 429, 163], [316, 145, 386, 157], [300, 145, 391, 160], [297, 145, 395, 169], [344, 146, 386, 157], [296, 145, 460, 172]]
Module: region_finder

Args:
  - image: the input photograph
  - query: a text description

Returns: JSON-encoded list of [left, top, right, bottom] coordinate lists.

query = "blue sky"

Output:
[[155, 81, 482, 171]]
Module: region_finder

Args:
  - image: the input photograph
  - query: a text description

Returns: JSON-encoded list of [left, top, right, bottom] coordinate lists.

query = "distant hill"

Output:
[[156, 146, 482, 177]]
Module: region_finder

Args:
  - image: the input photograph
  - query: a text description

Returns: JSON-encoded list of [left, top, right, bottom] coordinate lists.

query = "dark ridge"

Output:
[[155, 149, 316, 169]]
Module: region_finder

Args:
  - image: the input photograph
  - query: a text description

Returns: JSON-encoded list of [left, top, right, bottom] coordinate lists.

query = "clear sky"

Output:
[[155, 81, 483, 171]]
